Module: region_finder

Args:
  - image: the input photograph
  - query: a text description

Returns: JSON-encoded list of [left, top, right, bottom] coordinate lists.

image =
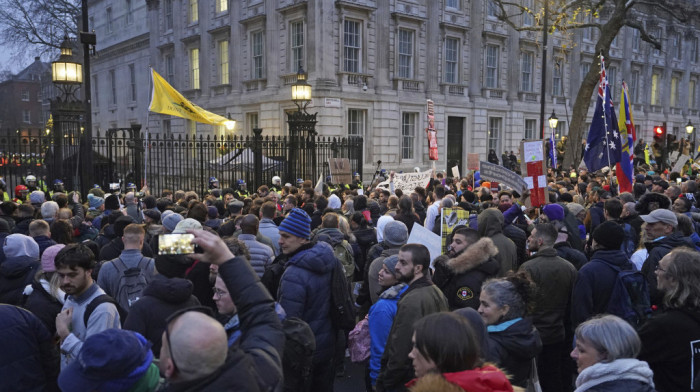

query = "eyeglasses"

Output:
[[213, 288, 229, 299], [163, 306, 214, 373]]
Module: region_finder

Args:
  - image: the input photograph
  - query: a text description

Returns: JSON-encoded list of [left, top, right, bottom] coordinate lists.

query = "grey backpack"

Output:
[[113, 257, 151, 309]]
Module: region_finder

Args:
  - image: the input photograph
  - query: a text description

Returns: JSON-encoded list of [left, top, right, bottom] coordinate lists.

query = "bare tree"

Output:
[[0, 0, 79, 59], [490, 0, 700, 169]]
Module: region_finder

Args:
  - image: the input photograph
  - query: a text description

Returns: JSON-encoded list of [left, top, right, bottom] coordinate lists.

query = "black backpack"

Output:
[[620, 223, 637, 258], [281, 317, 316, 392], [84, 294, 129, 327], [601, 262, 651, 329], [329, 258, 356, 331]]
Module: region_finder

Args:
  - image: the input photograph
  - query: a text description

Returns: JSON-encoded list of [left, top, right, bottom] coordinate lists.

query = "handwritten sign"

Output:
[[328, 158, 352, 184], [672, 154, 690, 173], [479, 161, 528, 192], [375, 170, 432, 193], [524, 141, 544, 163], [451, 166, 460, 179], [467, 153, 480, 170], [407, 222, 443, 268]]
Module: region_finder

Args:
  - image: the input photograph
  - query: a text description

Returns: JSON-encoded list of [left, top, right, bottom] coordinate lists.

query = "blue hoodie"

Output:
[[368, 283, 407, 385]]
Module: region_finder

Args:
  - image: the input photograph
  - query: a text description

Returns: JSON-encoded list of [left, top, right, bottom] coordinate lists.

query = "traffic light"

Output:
[[653, 125, 666, 139]]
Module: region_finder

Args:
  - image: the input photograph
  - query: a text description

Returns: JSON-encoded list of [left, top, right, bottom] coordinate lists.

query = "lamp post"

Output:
[[548, 110, 559, 132], [548, 110, 559, 168], [286, 67, 317, 183], [687, 120, 695, 159]]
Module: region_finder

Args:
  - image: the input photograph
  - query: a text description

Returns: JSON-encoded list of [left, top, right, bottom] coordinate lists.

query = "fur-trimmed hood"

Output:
[[446, 237, 499, 274]]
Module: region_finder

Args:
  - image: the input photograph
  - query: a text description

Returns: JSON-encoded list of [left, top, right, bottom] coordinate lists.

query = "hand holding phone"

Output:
[[159, 234, 196, 255]]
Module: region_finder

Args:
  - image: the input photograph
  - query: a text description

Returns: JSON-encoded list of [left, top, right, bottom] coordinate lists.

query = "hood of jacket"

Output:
[[314, 227, 345, 247], [353, 227, 377, 245], [646, 231, 696, 251], [478, 209, 504, 237], [489, 318, 541, 359], [0, 255, 39, 278], [590, 249, 634, 268], [407, 366, 514, 392], [287, 241, 336, 275], [142, 275, 195, 304], [446, 237, 499, 274]]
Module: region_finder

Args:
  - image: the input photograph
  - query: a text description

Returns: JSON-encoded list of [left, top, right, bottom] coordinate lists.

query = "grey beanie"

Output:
[[383, 254, 400, 276], [383, 220, 408, 247]]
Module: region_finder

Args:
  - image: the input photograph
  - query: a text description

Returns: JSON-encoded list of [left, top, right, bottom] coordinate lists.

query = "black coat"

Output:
[[12, 217, 32, 235], [488, 317, 542, 388], [0, 256, 39, 306], [123, 275, 200, 356], [554, 241, 588, 270], [352, 227, 377, 280], [503, 224, 527, 268], [0, 305, 60, 392], [642, 232, 696, 306], [23, 278, 63, 336]]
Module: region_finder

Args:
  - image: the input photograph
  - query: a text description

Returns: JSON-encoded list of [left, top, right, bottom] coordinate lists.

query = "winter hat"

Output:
[[376, 215, 393, 243], [104, 194, 120, 211], [207, 206, 219, 219], [173, 218, 203, 234], [154, 254, 194, 279], [278, 208, 312, 240], [113, 215, 136, 237], [143, 209, 161, 223], [383, 220, 409, 247], [160, 210, 174, 220], [592, 221, 625, 250], [542, 204, 565, 222], [162, 213, 184, 232], [328, 194, 341, 210], [383, 254, 400, 276], [29, 190, 45, 204], [41, 244, 66, 272], [566, 203, 585, 217], [58, 329, 155, 392], [3, 233, 40, 259], [88, 193, 105, 210]]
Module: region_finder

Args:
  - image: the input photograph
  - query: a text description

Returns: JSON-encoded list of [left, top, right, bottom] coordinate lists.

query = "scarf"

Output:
[[574, 358, 654, 392], [126, 363, 162, 392]]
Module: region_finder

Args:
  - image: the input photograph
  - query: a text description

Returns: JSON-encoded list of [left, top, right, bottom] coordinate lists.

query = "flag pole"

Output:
[[600, 54, 614, 186]]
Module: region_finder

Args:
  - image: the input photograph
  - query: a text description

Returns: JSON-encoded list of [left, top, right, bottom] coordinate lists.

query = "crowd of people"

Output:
[[0, 165, 699, 392]]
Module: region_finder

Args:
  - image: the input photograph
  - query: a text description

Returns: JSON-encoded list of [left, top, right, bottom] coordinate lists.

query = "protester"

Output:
[[237, 214, 274, 277], [0, 233, 40, 305], [571, 315, 655, 392], [22, 244, 66, 335], [477, 208, 518, 277]]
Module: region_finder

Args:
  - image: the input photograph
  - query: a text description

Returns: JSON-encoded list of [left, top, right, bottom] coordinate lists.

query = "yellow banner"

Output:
[[149, 69, 231, 126]]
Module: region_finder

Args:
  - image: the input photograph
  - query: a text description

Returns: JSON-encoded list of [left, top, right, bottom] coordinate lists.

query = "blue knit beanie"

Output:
[[279, 208, 312, 240]]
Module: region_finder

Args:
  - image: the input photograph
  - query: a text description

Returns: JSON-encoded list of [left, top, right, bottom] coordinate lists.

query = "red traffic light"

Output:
[[654, 126, 665, 137]]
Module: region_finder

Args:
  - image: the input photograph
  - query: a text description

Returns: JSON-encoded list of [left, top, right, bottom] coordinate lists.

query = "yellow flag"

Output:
[[149, 69, 232, 127]]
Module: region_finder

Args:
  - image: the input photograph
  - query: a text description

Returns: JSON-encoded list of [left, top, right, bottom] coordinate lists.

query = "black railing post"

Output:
[[253, 128, 263, 190], [131, 124, 143, 188]]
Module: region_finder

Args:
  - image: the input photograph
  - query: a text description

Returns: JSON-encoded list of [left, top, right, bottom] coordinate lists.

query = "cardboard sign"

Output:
[[672, 154, 690, 173], [328, 158, 352, 184], [375, 170, 432, 193], [467, 153, 480, 171], [479, 161, 528, 192], [451, 166, 460, 179], [407, 221, 443, 269], [439, 208, 470, 254]]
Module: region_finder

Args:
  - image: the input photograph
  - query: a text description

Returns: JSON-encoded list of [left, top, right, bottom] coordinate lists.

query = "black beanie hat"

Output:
[[592, 221, 625, 250], [105, 194, 120, 211]]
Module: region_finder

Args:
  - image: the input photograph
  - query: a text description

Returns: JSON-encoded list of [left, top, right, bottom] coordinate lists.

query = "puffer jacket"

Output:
[[237, 234, 274, 278], [407, 366, 515, 392], [22, 278, 64, 336], [642, 232, 696, 306], [368, 283, 407, 385], [477, 209, 518, 277], [433, 237, 500, 310], [487, 317, 542, 388], [0, 255, 39, 305], [123, 275, 200, 355], [278, 241, 337, 364]]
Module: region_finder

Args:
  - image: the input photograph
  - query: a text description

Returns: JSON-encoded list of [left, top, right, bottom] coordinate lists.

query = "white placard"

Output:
[[407, 222, 443, 269], [375, 170, 432, 193], [524, 176, 534, 189], [523, 141, 544, 163], [451, 166, 460, 179], [538, 175, 547, 186]]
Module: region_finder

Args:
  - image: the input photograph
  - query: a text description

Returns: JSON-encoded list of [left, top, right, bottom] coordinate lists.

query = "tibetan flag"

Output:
[[149, 69, 233, 127], [550, 129, 557, 169], [584, 56, 621, 172], [615, 82, 636, 193]]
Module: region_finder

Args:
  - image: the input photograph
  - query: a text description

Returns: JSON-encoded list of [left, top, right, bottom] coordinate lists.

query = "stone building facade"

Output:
[[88, 0, 700, 175]]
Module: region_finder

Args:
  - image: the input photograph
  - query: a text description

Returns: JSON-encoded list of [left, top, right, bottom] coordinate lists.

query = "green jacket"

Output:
[[376, 277, 448, 392]]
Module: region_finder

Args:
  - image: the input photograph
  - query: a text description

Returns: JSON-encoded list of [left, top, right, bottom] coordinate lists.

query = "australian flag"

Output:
[[584, 56, 621, 172]]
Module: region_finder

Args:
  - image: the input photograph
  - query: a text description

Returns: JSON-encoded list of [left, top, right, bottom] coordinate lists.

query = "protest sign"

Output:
[[520, 140, 548, 207], [407, 222, 443, 268], [375, 170, 432, 193], [451, 166, 460, 178], [672, 154, 690, 173], [426, 100, 438, 160], [328, 158, 352, 184], [439, 208, 470, 254], [479, 161, 528, 192], [467, 153, 480, 171]]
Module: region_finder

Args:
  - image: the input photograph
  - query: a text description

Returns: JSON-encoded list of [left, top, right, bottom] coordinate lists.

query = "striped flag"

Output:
[[615, 82, 636, 193]]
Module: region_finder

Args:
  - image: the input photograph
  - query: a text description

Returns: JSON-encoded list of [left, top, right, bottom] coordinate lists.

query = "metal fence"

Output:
[[0, 127, 363, 197]]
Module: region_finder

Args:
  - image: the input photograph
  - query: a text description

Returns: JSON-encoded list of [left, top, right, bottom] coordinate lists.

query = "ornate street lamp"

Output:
[[548, 110, 559, 131], [287, 67, 317, 183], [687, 120, 696, 159], [291, 67, 312, 111], [225, 113, 236, 131], [51, 36, 82, 100]]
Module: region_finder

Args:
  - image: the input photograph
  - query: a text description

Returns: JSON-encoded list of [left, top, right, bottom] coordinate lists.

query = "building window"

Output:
[[92, 75, 99, 107], [106, 8, 113, 33], [162, 119, 171, 136], [216, 0, 227, 13], [552, 63, 563, 96], [401, 112, 416, 160], [631, 28, 640, 51], [446, 0, 460, 9], [670, 76, 679, 107], [397, 29, 414, 79], [629, 70, 639, 103], [485, 45, 499, 88], [672, 33, 681, 59], [580, 62, 590, 82], [252, 31, 264, 79], [190, 48, 200, 89], [189, 0, 198, 24], [583, 27, 592, 41], [486, 0, 498, 18], [219, 40, 229, 84], [126, 0, 133, 24], [348, 109, 365, 137], [290, 21, 304, 72], [651, 73, 659, 105], [691, 37, 698, 63], [164, 0, 173, 30], [488, 117, 502, 153], [21, 90, 29, 101], [246, 112, 259, 133], [109, 69, 116, 105], [129, 64, 136, 102], [689, 80, 696, 109], [525, 119, 537, 140], [520, 51, 533, 92], [165, 54, 174, 82], [607, 66, 617, 98], [555, 121, 567, 139], [343, 20, 361, 73], [650, 28, 661, 56], [522, 0, 534, 26], [22, 110, 30, 123], [444, 37, 458, 84]]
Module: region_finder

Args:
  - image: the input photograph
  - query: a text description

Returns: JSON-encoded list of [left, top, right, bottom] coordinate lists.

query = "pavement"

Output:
[[334, 360, 368, 392]]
